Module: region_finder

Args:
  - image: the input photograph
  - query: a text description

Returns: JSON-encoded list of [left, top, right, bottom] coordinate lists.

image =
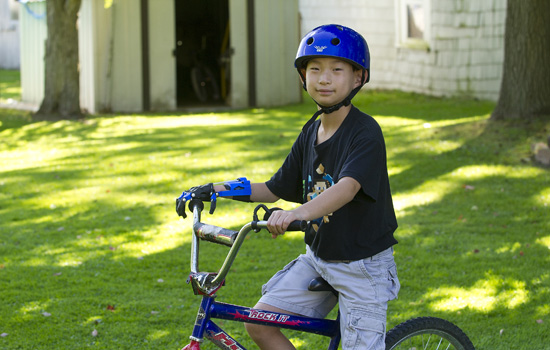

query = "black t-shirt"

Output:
[[266, 106, 398, 260]]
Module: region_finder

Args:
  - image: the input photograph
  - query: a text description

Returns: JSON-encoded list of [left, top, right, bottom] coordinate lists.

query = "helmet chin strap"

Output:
[[301, 83, 363, 133]]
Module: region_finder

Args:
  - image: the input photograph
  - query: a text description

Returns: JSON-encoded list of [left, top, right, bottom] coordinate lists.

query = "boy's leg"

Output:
[[246, 252, 338, 349], [244, 303, 297, 350], [318, 248, 400, 350]]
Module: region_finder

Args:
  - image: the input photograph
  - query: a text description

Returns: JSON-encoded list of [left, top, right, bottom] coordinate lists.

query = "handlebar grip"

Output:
[[250, 220, 308, 232], [287, 220, 308, 232]]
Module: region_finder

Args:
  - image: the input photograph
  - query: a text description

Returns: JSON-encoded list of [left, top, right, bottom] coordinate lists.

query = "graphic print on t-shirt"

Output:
[[306, 164, 334, 231]]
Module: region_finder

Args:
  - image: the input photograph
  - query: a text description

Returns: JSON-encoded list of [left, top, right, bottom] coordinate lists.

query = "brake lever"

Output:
[[209, 193, 217, 214], [176, 196, 189, 218]]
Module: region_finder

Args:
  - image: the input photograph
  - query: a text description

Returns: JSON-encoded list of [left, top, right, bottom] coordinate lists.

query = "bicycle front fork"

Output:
[[183, 296, 247, 350]]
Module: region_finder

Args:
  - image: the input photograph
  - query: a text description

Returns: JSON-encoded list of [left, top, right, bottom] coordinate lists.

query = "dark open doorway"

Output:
[[174, 0, 230, 107]]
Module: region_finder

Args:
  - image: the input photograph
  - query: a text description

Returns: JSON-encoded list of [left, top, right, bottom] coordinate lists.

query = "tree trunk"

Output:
[[36, 0, 82, 119], [492, 0, 550, 120]]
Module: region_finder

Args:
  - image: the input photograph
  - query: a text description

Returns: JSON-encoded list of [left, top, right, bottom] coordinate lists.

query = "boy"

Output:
[[182, 24, 399, 349]]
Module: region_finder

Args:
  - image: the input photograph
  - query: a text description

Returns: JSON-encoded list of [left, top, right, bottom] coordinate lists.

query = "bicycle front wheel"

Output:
[[385, 317, 475, 350]]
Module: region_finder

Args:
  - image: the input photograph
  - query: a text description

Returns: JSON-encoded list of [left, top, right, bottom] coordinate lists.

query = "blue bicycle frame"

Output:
[[185, 296, 340, 350], [181, 199, 341, 350]]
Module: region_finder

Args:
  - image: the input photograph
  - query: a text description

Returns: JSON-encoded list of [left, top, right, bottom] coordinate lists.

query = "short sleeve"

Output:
[[339, 132, 385, 201], [265, 135, 305, 203]]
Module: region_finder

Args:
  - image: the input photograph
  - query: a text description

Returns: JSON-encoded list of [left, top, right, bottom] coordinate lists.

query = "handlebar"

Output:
[[186, 199, 307, 296]]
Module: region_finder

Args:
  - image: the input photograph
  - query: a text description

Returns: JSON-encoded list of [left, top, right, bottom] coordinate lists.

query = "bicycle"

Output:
[[176, 180, 475, 350], [190, 36, 221, 104]]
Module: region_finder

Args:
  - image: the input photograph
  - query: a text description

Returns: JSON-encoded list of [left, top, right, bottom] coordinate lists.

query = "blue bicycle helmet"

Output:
[[295, 24, 370, 81], [295, 24, 371, 131]]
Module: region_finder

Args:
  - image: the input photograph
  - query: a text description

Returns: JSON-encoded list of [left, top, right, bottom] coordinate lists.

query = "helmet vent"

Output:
[[331, 38, 340, 46], [306, 37, 314, 45]]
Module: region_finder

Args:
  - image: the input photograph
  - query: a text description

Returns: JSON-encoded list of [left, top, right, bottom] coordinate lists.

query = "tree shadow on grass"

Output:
[[1, 94, 549, 349]]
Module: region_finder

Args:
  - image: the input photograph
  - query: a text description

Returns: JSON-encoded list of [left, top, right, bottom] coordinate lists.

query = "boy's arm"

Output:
[[266, 176, 361, 237], [213, 182, 279, 203]]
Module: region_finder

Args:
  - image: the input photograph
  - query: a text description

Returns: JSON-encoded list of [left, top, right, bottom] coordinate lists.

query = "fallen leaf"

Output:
[[473, 249, 480, 254], [92, 329, 98, 337], [107, 305, 115, 311]]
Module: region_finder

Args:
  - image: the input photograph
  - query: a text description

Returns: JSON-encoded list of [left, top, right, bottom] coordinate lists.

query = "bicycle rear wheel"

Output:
[[191, 65, 220, 103], [385, 317, 475, 350]]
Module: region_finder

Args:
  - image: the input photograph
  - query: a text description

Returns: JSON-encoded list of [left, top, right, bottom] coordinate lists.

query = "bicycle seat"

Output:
[[308, 277, 338, 296]]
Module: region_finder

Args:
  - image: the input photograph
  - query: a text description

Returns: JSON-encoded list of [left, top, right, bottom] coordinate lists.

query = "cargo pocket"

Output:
[[261, 258, 299, 295], [343, 309, 386, 350], [387, 264, 400, 301]]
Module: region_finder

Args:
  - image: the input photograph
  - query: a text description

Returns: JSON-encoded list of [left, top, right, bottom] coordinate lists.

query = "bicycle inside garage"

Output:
[[174, 0, 229, 108]]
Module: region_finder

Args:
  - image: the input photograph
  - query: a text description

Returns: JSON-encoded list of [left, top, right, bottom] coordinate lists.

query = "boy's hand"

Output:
[[186, 183, 215, 201], [176, 183, 216, 218], [266, 210, 301, 238]]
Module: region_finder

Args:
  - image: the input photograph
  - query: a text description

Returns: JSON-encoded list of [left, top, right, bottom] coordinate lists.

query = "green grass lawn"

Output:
[[0, 91, 549, 349], [0, 69, 21, 104]]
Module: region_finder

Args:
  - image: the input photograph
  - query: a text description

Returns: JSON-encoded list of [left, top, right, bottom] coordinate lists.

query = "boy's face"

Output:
[[301, 57, 365, 107]]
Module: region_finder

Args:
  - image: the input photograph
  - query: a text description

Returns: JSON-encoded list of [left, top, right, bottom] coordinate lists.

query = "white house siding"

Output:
[[0, 0, 20, 69], [18, 0, 46, 105], [254, 0, 301, 107], [229, 0, 249, 108], [148, 0, 176, 111], [78, 0, 97, 114], [109, 0, 142, 112], [299, 0, 506, 101], [80, 0, 144, 113]]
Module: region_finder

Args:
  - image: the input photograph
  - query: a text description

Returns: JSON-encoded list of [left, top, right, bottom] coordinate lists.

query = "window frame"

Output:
[[394, 0, 431, 50]]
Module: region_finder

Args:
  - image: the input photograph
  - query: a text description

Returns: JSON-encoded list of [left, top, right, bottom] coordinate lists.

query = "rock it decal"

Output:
[[228, 309, 311, 326]]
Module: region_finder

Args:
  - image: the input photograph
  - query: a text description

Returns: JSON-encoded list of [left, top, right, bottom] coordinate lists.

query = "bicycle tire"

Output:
[[385, 317, 475, 350], [202, 66, 220, 102], [191, 66, 208, 103], [191, 65, 220, 103]]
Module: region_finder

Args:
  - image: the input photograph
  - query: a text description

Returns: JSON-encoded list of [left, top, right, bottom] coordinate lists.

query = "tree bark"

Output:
[[492, 0, 550, 120], [36, 0, 82, 119]]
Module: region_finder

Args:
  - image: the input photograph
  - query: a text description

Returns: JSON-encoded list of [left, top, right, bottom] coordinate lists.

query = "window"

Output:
[[395, 0, 430, 50]]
